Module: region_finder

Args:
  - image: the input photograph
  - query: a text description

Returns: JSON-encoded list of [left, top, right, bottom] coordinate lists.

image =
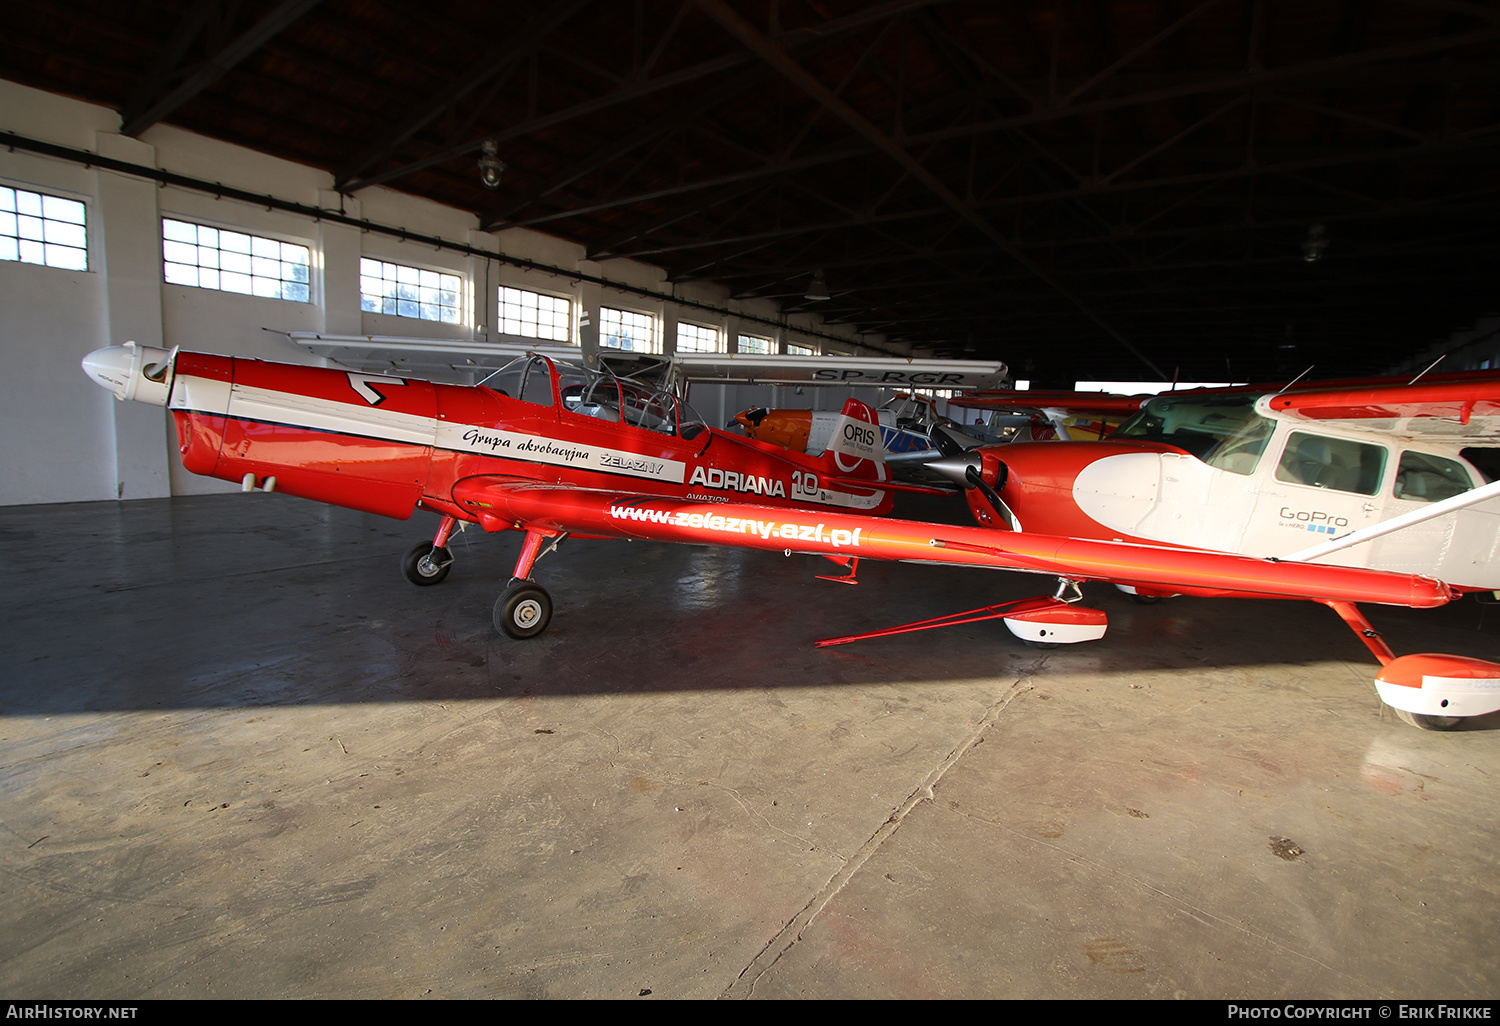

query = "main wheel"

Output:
[[402, 542, 452, 585], [1394, 708, 1465, 731], [494, 582, 552, 639]]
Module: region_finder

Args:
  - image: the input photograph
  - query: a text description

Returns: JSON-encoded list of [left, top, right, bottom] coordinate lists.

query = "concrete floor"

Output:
[[2, 491, 1498, 999]]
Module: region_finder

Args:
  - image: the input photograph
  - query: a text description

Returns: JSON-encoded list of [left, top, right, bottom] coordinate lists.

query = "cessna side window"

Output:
[[676, 322, 721, 353], [163, 218, 309, 300], [600, 306, 657, 353], [361, 258, 462, 323], [2, 186, 87, 270], [499, 285, 570, 342], [1394, 451, 1473, 503], [1275, 432, 1387, 495]]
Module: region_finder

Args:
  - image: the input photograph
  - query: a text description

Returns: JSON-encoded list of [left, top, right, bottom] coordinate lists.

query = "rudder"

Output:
[[823, 397, 885, 481]]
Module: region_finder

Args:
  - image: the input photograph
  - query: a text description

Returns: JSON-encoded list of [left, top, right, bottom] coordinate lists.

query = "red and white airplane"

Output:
[[81, 344, 1500, 730], [923, 374, 1500, 729]]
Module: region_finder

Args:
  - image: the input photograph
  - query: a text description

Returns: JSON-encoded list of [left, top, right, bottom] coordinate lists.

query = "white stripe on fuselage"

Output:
[[185, 377, 691, 484]]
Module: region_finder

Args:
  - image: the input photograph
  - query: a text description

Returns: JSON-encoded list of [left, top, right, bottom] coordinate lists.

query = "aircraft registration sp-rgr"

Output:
[[83, 343, 1500, 730]]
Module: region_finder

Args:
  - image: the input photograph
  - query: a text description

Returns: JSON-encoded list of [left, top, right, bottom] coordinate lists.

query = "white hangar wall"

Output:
[[0, 79, 882, 507]]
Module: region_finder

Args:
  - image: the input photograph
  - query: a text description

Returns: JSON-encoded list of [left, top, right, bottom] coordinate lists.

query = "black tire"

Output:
[[1129, 593, 1163, 605], [1394, 708, 1465, 731], [495, 582, 552, 639], [402, 542, 452, 586]]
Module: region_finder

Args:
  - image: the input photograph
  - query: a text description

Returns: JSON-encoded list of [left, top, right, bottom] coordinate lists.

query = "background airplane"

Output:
[[735, 391, 984, 462], [83, 343, 1500, 730], [947, 389, 1148, 442]]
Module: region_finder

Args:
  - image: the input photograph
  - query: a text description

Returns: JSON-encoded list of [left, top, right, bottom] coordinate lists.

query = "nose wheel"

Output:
[[495, 581, 552, 639], [1394, 708, 1464, 731]]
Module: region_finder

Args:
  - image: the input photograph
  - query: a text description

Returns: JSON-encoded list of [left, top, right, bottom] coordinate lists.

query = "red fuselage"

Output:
[[165, 352, 894, 526]]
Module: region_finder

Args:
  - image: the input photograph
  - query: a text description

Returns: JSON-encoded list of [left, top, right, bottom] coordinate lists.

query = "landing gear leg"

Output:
[[1322, 601, 1481, 731], [492, 529, 567, 640]]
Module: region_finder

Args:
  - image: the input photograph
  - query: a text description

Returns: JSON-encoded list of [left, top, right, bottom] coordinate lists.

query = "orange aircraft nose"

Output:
[[736, 408, 812, 452]]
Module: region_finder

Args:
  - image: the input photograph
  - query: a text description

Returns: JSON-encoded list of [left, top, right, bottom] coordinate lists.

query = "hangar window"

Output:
[[1, 186, 87, 270], [361, 258, 462, 323], [600, 305, 657, 352], [163, 218, 309, 300], [676, 321, 721, 353], [787, 342, 816, 356], [499, 285, 570, 341], [737, 334, 772, 355]]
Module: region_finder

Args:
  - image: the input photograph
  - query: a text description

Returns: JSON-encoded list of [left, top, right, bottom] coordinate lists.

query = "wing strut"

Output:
[[1286, 478, 1500, 563], [815, 578, 1106, 649]]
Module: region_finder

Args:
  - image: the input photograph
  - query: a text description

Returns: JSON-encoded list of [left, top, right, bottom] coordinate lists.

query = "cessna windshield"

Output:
[[1112, 393, 1275, 475]]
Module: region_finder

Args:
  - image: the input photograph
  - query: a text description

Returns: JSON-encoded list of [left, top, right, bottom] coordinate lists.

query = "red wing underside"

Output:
[[1266, 379, 1500, 438]]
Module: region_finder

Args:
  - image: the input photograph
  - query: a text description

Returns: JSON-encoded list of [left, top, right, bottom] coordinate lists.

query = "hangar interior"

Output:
[[2, 0, 1499, 1000]]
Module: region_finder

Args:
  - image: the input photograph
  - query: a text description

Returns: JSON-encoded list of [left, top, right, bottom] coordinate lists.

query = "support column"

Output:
[[318, 189, 363, 338], [95, 132, 169, 499]]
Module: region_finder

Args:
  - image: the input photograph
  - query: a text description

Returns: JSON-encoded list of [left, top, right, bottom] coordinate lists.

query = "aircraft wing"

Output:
[[672, 352, 1007, 390], [947, 389, 1149, 416], [944, 389, 1146, 441], [1262, 377, 1500, 440], [450, 478, 1451, 609]]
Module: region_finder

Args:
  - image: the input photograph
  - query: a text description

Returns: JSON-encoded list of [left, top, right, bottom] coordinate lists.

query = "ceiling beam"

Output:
[[691, 0, 1167, 378], [120, 0, 325, 137], [335, 0, 593, 187]]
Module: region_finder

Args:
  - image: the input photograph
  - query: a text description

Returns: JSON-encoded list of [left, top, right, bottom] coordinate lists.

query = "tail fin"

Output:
[[822, 398, 885, 481]]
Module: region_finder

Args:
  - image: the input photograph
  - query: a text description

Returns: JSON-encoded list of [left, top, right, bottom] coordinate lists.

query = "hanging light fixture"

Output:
[[478, 137, 505, 190], [804, 269, 830, 301], [1302, 223, 1328, 263]]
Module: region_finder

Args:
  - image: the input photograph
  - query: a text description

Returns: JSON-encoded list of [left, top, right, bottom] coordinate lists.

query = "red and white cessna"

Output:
[[925, 374, 1500, 729], [81, 344, 1500, 730]]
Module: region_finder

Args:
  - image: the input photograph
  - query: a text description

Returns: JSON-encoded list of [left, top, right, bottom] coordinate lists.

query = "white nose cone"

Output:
[[81, 343, 174, 405], [82, 345, 138, 398]]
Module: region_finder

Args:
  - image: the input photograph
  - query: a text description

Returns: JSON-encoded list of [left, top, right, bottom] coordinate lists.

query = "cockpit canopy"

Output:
[[479, 354, 707, 440]]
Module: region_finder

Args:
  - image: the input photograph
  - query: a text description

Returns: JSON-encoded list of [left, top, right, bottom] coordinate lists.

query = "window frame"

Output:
[[599, 305, 658, 353], [736, 333, 773, 355], [1, 183, 89, 271], [162, 216, 312, 302], [360, 256, 465, 324], [498, 284, 572, 342], [675, 321, 722, 353]]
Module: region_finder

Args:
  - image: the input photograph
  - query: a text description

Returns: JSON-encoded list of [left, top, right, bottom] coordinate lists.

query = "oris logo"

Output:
[[842, 422, 877, 448]]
